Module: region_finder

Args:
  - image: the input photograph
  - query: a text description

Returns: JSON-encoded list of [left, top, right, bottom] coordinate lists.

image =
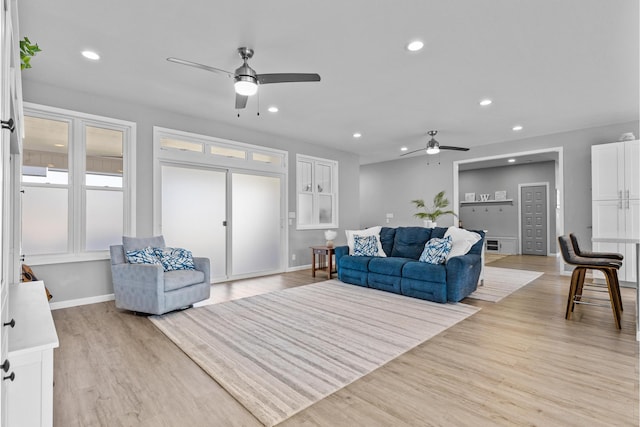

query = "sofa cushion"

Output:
[[444, 226, 481, 260], [391, 227, 432, 259], [419, 236, 453, 264], [369, 257, 412, 276], [339, 255, 373, 272], [379, 227, 396, 256], [353, 235, 380, 257], [402, 261, 447, 283], [345, 227, 386, 257], [164, 269, 206, 292]]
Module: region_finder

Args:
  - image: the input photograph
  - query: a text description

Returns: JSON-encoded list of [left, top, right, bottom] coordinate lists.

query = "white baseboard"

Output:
[[49, 293, 115, 310], [286, 264, 312, 272]]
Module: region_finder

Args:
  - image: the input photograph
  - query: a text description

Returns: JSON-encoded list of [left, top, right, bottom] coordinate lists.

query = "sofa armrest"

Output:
[[445, 253, 482, 302], [193, 257, 211, 285], [335, 246, 349, 272]]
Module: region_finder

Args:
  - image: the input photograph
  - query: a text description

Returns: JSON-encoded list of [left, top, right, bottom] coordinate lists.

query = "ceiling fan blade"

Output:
[[235, 93, 248, 109], [400, 148, 427, 156], [167, 57, 233, 77], [257, 73, 321, 84], [439, 146, 470, 151]]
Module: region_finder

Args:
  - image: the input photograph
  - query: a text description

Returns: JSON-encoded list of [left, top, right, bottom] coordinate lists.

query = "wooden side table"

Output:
[[310, 246, 336, 279]]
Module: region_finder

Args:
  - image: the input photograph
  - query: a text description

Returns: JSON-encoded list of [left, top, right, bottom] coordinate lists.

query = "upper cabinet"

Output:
[[591, 140, 640, 201]]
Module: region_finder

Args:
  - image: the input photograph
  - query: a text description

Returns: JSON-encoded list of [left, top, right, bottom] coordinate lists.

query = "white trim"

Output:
[[286, 263, 313, 272], [152, 126, 289, 281], [20, 103, 137, 264], [295, 154, 339, 230], [453, 146, 564, 258], [49, 293, 114, 310], [517, 182, 550, 255]]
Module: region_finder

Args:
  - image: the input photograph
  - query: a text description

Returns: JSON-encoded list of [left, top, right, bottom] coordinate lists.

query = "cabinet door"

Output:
[[624, 140, 640, 200], [592, 142, 624, 200], [626, 199, 640, 239], [592, 199, 624, 238]]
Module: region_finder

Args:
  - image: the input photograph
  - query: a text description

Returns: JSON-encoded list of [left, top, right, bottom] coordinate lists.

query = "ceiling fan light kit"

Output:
[[167, 46, 320, 110], [400, 130, 469, 157]]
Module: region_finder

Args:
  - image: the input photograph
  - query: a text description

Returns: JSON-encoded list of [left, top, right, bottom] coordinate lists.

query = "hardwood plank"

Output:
[[51, 258, 639, 426]]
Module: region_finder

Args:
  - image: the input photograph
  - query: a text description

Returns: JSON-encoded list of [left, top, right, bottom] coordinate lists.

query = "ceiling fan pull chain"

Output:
[[257, 91, 260, 116]]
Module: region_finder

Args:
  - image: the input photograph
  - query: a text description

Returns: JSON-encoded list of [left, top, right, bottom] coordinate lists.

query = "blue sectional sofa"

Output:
[[335, 226, 485, 303]]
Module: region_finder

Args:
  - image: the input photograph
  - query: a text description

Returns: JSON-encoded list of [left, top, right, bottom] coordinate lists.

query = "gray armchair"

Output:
[[109, 235, 211, 315]]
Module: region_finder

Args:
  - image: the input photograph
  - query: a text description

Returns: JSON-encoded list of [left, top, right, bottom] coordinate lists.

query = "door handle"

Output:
[[222, 220, 227, 226], [1, 118, 14, 133], [1, 360, 9, 373]]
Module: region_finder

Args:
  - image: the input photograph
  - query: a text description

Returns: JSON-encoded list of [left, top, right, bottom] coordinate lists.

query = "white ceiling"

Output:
[[18, 0, 639, 165]]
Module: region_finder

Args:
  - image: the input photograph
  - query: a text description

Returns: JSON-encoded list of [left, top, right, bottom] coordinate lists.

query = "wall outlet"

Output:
[[291, 254, 296, 261]]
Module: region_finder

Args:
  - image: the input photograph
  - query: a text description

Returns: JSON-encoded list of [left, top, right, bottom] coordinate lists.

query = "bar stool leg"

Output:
[[603, 268, 622, 329], [566, 268, 582, 320]]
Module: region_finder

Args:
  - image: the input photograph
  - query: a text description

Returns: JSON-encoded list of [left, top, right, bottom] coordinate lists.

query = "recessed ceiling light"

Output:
[[508, 158, 516, 163], [400, 147, 408, 151], [479, 99, 492, 106], [267, 106, 279, 113], [353, 132, 362, 138], [82, 50, 100, 60], [406, 40, 424, 52], [512, 125, 523, 131]]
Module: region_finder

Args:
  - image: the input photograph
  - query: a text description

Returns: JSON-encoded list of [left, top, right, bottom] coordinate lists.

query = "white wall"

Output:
[[360, 121, 640, 254], [22, 81, 361, 304]]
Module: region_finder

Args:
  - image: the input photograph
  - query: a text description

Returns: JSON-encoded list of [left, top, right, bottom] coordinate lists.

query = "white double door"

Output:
[[160, 164, 284, 281]]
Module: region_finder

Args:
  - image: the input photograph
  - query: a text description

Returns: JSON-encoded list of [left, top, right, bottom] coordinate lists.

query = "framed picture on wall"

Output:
[[495, 190, 507, 201], [464, 192, 476, 202]]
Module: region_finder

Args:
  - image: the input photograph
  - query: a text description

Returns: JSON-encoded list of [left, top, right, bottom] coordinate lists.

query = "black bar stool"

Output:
[[558, 235, 622, 329]]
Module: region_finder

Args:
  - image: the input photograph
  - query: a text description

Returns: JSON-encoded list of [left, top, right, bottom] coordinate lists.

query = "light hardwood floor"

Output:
[[51, 256, 639, 426]]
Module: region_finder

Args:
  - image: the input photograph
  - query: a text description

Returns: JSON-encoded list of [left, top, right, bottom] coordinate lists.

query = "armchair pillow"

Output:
[[154, 247, 196, 271], [125, 247, 162, 265], [419, 236, 452, 264]]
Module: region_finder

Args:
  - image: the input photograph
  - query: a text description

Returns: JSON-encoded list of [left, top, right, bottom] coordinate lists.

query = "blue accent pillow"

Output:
[[125, 246, 161, 265], [419, 236, 452, 264], [153, 247, 196, 271], [353, 235, 379, 257]]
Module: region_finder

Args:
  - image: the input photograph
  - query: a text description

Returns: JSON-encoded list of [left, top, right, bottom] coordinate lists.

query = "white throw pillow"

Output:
[[345, 226, 386, 257], [444, 226, 481, 260]]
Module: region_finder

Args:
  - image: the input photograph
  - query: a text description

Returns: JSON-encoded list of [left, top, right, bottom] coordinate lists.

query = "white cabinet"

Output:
[[485, 236, 518, 254], [7, 281, 58, 427], [592, 140, 640, 282]]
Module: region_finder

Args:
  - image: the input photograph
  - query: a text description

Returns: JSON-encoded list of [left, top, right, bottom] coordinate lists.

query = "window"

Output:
[[296, 154, 338, 229], [21, 104, 136, 264]]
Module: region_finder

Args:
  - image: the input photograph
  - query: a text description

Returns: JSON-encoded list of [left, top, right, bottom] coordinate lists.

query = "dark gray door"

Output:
[[521, 185, 547, 256]]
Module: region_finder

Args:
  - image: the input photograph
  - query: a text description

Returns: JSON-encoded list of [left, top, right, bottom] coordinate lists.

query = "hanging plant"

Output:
[[20, 37, 41, 70]]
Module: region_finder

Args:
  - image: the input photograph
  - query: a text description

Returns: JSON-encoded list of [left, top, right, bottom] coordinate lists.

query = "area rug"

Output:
[[468, 266, 543, 302], [150, 280, 479, 426]]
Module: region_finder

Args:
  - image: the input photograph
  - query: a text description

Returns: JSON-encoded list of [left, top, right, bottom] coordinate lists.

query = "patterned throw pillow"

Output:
[[125, 246, 161, 265], [419, 236, 453, 264], [153, 247, 196, 271], [353, 235, 379, 257]]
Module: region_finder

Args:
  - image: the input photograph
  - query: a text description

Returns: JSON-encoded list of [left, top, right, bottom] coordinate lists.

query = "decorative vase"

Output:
[[423, 220, 435, 228], [324, 230, 337, 247]]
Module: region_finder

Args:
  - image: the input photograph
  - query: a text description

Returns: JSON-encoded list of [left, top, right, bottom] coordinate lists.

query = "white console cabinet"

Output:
[[7, 281, 58, 427], [485, 236, 517, 255]]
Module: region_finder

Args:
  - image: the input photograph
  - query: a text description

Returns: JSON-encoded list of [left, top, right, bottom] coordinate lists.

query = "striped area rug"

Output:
[[150, 280, 479, 426], [468, 266, 543, 302]]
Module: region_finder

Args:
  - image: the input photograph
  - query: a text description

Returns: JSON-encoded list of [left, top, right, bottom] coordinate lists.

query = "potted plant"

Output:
[[411, 190, 457, 228]]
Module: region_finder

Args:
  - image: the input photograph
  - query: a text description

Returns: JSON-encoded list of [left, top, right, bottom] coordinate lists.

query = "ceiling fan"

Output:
[[167, 47, 321, 109], [401, 130, 469, 156]]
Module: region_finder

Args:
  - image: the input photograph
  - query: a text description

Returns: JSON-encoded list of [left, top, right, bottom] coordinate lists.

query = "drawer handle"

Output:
[[3, 319, 15, 328], [0, 360, 8, 373], [3, 372, 14, 382]]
